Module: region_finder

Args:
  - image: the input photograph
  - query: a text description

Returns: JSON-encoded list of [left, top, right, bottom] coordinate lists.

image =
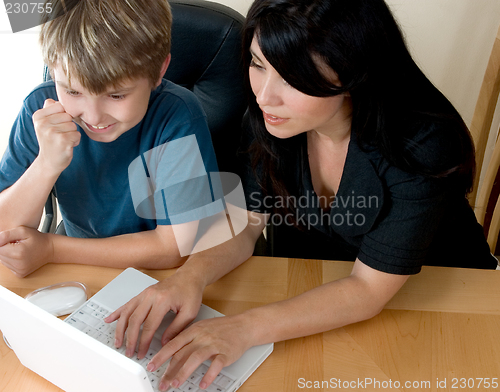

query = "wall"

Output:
[[1, 0, 500, 170], [0, 10, 43, 156]]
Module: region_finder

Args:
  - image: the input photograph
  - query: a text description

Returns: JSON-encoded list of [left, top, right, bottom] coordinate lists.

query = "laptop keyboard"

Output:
[[65, 300, 236, 392]]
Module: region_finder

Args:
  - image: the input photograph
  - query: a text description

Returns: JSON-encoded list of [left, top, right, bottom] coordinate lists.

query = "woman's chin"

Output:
[[265, 125, 301, 139]]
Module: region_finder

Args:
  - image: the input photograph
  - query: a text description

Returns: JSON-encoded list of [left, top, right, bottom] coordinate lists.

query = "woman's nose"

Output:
[[255, 74, 283, 108]]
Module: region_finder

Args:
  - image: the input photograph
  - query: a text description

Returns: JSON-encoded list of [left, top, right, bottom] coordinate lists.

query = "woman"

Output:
[[106, 0, 497, 390], [242, 0, 495, 271]]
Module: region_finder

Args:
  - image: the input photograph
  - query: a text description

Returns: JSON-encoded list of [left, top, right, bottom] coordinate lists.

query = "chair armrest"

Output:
[[41, 191, 57, 233]]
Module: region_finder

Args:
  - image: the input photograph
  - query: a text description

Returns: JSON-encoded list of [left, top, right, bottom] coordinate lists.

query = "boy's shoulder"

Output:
[[149, 79, 206, 121], [22, 80, 58, 113]]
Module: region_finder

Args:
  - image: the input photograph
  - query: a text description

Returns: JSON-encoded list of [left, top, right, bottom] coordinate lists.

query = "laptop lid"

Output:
[[0, 268, 273, 392]]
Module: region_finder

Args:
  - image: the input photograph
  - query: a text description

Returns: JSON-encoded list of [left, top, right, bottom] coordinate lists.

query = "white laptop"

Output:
[[0, 268, 273, 392]]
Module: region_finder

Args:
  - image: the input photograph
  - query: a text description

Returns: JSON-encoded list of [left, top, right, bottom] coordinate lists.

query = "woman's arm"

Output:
[[105, 210, 268, 360], [148, 258, 408, 391], [241, 258, 408, 342]]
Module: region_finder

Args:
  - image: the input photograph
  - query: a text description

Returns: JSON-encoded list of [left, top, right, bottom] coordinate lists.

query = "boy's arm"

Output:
[[0, 223, 197, 278], [53, 224, 193, 269], [0, 99, 80, 232], [0, 158, 59, 231]]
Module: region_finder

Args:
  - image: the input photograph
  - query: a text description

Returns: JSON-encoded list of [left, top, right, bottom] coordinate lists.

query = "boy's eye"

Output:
[[110, 94, 125, 100], [65, 89, 80, 97]]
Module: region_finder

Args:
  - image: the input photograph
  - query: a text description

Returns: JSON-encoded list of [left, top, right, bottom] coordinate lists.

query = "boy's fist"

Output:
[[32, 99, 81, 174]]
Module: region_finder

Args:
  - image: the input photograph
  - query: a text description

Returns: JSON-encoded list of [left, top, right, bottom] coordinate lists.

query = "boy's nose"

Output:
[[82, 102, 107, 127]]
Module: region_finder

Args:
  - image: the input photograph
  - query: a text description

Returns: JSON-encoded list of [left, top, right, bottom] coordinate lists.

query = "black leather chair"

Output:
[[165, 0, 246, 173], [42, 0, 247, 234]]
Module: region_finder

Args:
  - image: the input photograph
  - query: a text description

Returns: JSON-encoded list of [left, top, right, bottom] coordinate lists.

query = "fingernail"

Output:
[[126, 348, 133, 357], [158, 382, 167, 391], [147, 362, 155, 372], [199, 381, 207, 389], [114, 339, 120, 348], [172, 379, 180, 388]]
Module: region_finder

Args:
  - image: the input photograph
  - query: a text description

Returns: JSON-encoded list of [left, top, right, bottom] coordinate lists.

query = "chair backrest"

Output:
[[165, 0, 246, 173], [475, 131, 500, 252], [43, 0, 247, 174], [471, 23, 500, 252], [469, 23, 500, 206]]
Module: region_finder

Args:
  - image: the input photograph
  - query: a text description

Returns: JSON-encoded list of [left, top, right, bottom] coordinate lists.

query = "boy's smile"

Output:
[[53, 65, 153, 143], [82, 122, 116, 133]]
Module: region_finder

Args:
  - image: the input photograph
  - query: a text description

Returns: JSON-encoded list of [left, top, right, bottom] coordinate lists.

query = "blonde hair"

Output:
[[40, 0, 172, 93]]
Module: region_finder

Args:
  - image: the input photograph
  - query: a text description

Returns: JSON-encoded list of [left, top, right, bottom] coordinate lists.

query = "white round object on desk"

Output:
[[25, 283, 88, 316]]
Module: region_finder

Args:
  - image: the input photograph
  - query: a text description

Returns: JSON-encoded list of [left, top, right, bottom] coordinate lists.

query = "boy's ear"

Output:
[[155, 54, 171, 87]]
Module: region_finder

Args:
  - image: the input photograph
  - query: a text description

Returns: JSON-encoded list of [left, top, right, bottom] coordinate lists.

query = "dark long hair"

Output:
[[242, 0, 475, 203]]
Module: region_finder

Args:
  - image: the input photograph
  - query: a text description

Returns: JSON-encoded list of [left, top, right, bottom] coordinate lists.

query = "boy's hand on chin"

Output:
[[0, 226, 54, 278], [32, 99, 81, 175]]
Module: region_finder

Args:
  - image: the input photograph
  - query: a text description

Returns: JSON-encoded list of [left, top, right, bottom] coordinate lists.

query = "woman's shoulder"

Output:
[[352, 114, 470, 198], [403, 112, 470, 172], [349, 136, 438, 201], [360, 111, 473, 188]]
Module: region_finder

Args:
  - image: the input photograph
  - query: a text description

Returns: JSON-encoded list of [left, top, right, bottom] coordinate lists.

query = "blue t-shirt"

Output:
[[0, 79, 221, 238]]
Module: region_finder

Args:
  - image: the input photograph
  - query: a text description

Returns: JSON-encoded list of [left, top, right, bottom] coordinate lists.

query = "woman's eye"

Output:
[[250, 59, 264, 70]]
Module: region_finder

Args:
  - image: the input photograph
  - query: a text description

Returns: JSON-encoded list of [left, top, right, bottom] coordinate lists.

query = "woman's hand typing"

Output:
[[105, 268, 204, 360], [148, 313, 255, 391]]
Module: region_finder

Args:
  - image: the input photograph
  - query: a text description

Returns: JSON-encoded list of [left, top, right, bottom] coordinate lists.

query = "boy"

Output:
[[0, 0, 220, 277]]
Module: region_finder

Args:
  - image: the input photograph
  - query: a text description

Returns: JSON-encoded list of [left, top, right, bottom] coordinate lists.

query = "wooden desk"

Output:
[[1, 257, 500, 391]]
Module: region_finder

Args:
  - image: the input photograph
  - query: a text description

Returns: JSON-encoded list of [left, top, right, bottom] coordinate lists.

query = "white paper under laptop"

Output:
[[0, 268, 273, 392]]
